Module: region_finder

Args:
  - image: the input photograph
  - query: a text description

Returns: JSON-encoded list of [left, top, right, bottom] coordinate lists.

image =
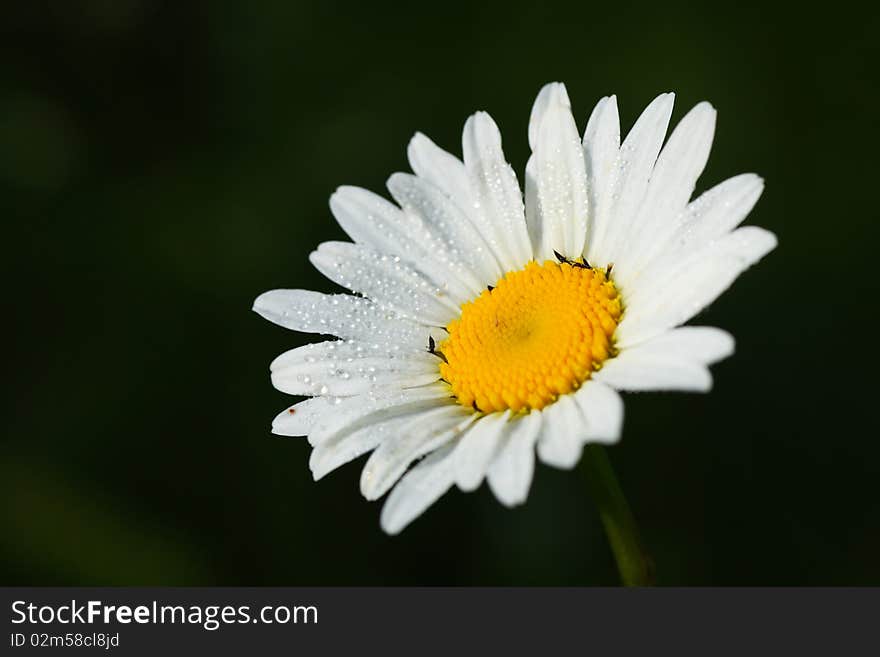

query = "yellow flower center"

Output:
[[439, 260, 622, 413]]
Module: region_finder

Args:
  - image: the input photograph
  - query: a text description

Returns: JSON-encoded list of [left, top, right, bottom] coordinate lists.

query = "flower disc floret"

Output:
[[440, 260, 622, 413]]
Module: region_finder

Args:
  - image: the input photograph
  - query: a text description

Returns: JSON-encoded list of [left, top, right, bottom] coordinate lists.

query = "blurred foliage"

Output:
[[2, 0, 878, 585]]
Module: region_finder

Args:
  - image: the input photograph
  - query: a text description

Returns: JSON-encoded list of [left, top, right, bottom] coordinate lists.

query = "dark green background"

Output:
[[3, 1, 878, 585]]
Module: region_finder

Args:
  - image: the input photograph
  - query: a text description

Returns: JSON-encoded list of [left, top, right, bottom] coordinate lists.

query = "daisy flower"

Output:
[[254, 83, 776, 544]]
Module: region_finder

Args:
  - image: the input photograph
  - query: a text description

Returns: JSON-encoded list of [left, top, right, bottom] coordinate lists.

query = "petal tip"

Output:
[[252, 290, 274, 315]]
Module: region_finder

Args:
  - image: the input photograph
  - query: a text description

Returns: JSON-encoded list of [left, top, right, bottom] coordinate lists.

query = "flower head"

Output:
[[254, 83, 776, 534]]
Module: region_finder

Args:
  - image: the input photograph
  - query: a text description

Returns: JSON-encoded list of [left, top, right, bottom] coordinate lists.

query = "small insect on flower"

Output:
[[254, 83, 776, 535]]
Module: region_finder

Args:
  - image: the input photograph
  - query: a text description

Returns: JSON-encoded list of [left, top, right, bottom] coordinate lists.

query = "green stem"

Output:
[[581, 444, 655, 586]]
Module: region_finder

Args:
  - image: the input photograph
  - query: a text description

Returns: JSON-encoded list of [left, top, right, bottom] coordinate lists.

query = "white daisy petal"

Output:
[[523, 158, 541, 254], [525, 85, 564, 258], [640, 327, 735, 365], [668, 173, 765, 259], [307, 384, 449, 448], [407, 130, 525, 269], [309, 241, 459, 325], [571, 380, 624, 444], [595, 347, 713, 392], [360, 406, 476, 500], [328, 186, 474, 304], [452, 410, 511, 492], [527, 82, 562, 149], [329, 185, 406, 252], [380, 444, 457, 535], [525, 83, 590, 260], [387, 173, 502, 291], [271, 397, 339, 437], [536, 394, 585, 469], [461, 111, 532, 269], [486, 411, 542, 507], [270, 340, 439, 397], [615, 102, 717, 289], [253, 289, 429, 350], [583, 95, 620, 264], [617, 226, 777, 347], [407, 132, 474, 208], [599, 93, 675, 267], [606, 176, 766, 315], [310, 405, 441, 481]]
